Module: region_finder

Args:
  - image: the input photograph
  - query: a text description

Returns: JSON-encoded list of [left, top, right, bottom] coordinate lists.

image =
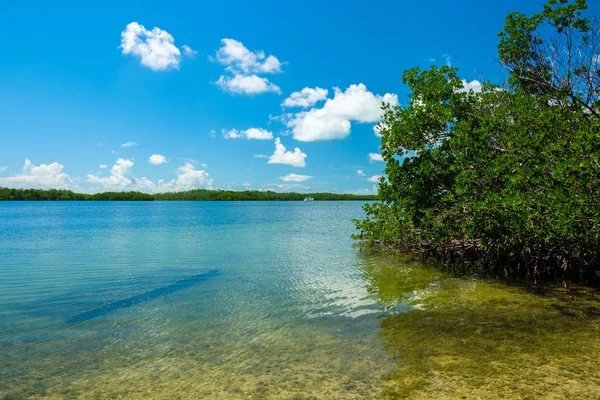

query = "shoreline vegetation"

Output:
[[354, 0, 600, 284], [0, 187, 377, 201]]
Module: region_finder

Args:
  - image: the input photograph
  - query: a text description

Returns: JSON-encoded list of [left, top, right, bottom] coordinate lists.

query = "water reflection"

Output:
[[360, 253, 600, 399]]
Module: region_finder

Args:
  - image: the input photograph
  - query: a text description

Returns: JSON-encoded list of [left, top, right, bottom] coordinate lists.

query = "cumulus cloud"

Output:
[[373, 122, 389, 137], [88, 158, 134, 190], [456, 79, 483, 93], [357, 169, 366, 176], [0, 159, 74, 189], [87, 159, 213, 193], [222, 127, 273, 140], [368, 175, 382, 182], [214, 38, 282, 74], [99, 164, 107, 169], [216, 74, 281, 95], [369, 153, 384, 163], [282, 87, 328, 108], [212, 38, 283, 95], [164, 162, 213, 191], [268, 138, 307, 167], [286, 84, 398, 141], [120, 22, 181, 71], [121, 141, 138, 148], [280, 173, 312, 182], [181, 45, 198, 58], [149, 154, 167, 165]]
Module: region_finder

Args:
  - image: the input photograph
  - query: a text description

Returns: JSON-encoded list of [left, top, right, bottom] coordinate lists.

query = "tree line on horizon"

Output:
[[0, 187, 377, 201]]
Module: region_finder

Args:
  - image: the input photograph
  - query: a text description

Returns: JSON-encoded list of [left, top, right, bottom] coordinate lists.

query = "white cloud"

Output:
[[357, 169, 366, 176], [286, 84, 398, 141], [149, 154, 167, 165], [121, 141, 138, 148], [253, 154, 269, 158], [216, 74, 281, 95], [280, 173, 312, 182], [369, 153, 384, 163], [214, 38, 282, 74], [212, 39, 283, 96], [88, 158, 134, 190], [268, 138, 307, 167], [182, 45, 198, 58], [368, 175, 382, 182], [282, 87, 328, 108], [0, 159, 74, 189], [456, 79, 483, 93], [120, 22, 181, 71], [164, 162, 213, 191], [0, 166, 7, 173], [373, 122, 390, 137], [88, 159, 213, 193], [99, 164, 107, 169], [444, 54, 452, 67], [222, 127, 273, 140]]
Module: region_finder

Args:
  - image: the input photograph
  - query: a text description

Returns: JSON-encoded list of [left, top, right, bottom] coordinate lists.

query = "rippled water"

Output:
[[1, 202, 600, 399]]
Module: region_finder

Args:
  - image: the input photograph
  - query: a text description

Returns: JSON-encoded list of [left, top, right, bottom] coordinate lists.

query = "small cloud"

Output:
[[455, 79, 483, 94], [212, 38, 283, 96], [267, 138, 307, 168], [357, 169, 366, 176], [182, 45, 198, 58], [368, 153, 384, 163], [367, 175, 382, 182], [121, 142, 138, 148], [426, 57, 436, 62], [213, 38, 282, 74], [222, 127, 273, 140], [0, 166, 8, 174], [148, 154, 167, 165], [120, 22, 181, 71], [280, 173, 312, 182], [99, 164, 108, 169], [282, 87, 328, 108], [253, 154, 269, 159], [443, 53, 452, 67], [216, 74, 281, 95], [209, 130, 216, 137]]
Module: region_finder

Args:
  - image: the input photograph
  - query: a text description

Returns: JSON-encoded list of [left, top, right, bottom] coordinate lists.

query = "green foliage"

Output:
[[355, 0, 600, 283], [0, 187, 376, 202]]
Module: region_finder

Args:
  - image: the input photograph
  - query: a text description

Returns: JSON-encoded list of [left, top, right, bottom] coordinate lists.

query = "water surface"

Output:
[[1, 202, 599, 399]]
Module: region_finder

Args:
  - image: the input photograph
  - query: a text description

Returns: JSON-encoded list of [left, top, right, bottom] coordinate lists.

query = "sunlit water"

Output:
[[1, 202, 600, 399]]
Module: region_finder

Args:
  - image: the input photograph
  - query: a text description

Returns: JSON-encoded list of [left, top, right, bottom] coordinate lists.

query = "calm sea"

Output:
[[0, 201, 397, 398], [3, 201, 599, 399]]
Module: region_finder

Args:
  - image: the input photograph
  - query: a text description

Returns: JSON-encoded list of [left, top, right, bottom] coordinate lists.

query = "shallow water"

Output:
[[1, 202, 599, 399]]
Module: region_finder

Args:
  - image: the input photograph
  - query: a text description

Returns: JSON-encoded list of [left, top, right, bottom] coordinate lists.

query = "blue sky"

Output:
[[1, 0, 596, 193]]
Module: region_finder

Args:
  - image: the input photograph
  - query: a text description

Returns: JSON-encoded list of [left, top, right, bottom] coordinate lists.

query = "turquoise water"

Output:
[[0, 202, 395, 398], [3, 202, 600, 399]]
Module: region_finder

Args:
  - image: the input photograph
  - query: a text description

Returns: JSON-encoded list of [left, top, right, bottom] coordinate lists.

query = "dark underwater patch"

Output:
[[66, 269, 220, 324]]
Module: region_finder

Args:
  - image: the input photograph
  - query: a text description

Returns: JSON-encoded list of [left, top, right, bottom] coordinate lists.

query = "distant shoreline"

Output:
[[0, 187, 377, 202]]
